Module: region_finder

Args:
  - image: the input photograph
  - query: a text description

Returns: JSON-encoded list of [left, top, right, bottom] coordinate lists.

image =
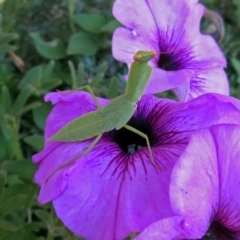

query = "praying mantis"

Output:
[[45, 50, 160, 182]]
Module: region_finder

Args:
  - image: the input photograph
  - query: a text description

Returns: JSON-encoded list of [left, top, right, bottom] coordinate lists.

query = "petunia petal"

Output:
[[53, 145, 175, 240], [112, 27, 158, 65], [173, 82, 190, 102], [174, 68, 229, 101], [155, 93, 240, 134], [189, 68, 229, 100], [170, 125, 240, 238], [184, 3, 226, 67], [136, 216, 192, 240], [210, 125, 240, 233], [136, 126, 240, 239], [35, 141, 90, 204], [145, 0, 195, 35], [170, 129, 218, 238], [144, 68, 193, 94], [112, 0, 158, 41]]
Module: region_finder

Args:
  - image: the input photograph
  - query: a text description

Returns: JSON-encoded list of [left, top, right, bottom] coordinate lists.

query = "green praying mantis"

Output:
[[45, 50, 160, 183]]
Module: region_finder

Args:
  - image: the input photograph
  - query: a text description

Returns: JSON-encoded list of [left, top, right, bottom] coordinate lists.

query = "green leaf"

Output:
[[30, 32, 66, 60], [18, 62, 61, 94], [100, 20, 121, 33], [24, 222, 46, 233], [68, 61, 78, 89], [39, 79, 62, 93], [0, 172, 5, 200], [67, 32, 99, 55], [76, 63, 84, 87], [1, 86, 12, 115], [2, 183, 34, 202], [35, 210, 52, 225], [89, 73, 104, 87], [22, 185, 36, 211], [24, 135, 44, 151], [18, 64, 43, 89], [0, 116, 12, 142], [32, 102, 52, 131], [74, 13, 106, 33], [0, 194, 27, 217], [41, 61, 55, 82], [0, 14, 2, 33], [1, 160, 37, 180], [0, 133, 13, 160], [68, 0, 76, 33], [0, 33, 18, 46], [12, 87, 31, 116], [0, 230, 10, 240], [94, 61, 108, 74], [233, 0, 240, 9], [0, 32, 18, 52], [0, 43, 16, 52], [0, 225, 35, 239], [107, 77, 119, 98], [68, 61, 84, 89], [0, 220, 18, 232], [5, 175, 22, 186], [231, 57, 240, 75], [16, 101, 42, 116]]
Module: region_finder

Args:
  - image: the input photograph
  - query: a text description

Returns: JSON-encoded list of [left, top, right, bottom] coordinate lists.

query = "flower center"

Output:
[[109, 117, 154, 154], [157, 52, 179, 71], [157, 32, 195, 71], [199, 221, 238, 240]]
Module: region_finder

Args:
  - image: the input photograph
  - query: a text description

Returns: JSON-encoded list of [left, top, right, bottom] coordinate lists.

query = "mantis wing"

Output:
[[101, 95, 136, 130], [115, 102, 136, 130], [50, 111, 106, 142]]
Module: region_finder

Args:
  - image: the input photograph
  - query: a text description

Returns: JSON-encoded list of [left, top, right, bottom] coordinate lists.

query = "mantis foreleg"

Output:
[[45, 134, 103, 183], [71, 85, 102, 110], [123, 125, 162, 170], [68, 61, 101, 109]]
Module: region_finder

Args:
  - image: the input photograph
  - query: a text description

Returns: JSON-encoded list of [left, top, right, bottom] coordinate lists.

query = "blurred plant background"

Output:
[[0, 0, 239, 239]]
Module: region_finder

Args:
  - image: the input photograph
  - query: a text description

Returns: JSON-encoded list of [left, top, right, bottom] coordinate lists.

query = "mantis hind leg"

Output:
[[123, 125, 162, 170], [45, 134, 102, 183]]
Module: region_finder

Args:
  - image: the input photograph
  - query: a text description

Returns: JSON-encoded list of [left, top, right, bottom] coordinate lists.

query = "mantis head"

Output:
[[133, 51, 156, 63]]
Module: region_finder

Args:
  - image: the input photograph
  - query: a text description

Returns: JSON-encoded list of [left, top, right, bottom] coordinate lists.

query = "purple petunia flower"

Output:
[[112, 0, 229, 101], [137, 124, 240, 239], [33, 92, 240, 240]]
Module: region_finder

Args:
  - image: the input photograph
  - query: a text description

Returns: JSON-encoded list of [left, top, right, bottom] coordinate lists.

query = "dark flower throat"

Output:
[[158, 52, 179, 71], [109, 117, 154, 154], [199, 221, 239, 240]]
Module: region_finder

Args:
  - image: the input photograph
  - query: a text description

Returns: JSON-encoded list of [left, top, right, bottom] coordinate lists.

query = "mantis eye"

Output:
[[133, 53, 142, 62], [133, 51, 156, 63]]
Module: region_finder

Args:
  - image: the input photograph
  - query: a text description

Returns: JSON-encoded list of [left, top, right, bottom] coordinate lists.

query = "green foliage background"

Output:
[[0, 0, 239, 239]]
